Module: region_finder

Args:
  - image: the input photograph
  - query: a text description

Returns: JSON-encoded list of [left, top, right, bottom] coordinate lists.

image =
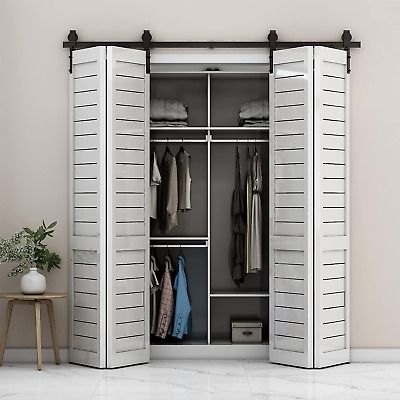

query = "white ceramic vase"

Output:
[[20, 267, 46, 295]]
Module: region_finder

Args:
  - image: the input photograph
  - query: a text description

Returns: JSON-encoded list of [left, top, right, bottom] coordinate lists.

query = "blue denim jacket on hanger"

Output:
[[172, 256, 192, 339]]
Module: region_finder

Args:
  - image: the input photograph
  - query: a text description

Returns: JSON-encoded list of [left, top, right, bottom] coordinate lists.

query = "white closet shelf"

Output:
[[150, 127, 207, 131], [150, 126, 269, 131], [150, 244, 208, 248], [210, 339, 269, 345], [210, 127, 269, 131], [151, 138, 268, 143], [210, 292, 269, 298]]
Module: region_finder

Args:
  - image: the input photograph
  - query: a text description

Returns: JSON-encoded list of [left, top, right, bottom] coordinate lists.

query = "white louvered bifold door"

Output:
[[106, 47, 150, 368], [269, 47, 314, 368], [70, 47, 107, 368], [313, 47, 350, 368]]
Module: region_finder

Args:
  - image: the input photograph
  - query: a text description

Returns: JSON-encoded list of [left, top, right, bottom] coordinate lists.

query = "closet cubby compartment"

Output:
[[150, 73, 208, 127], [210, 73, 269, 127], [210, 297, 268, 344], [210, 143, 269, 294], [150, 142, 208, 238], [150, 247, 208, 345]]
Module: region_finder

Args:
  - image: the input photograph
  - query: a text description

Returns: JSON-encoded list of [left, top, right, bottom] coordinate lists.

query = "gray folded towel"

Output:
[[151, 98, 188, 121], [239, 99, 269, 120]]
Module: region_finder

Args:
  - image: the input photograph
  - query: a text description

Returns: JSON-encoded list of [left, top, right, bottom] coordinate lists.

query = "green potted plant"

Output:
[[0, 221, 61, 294]]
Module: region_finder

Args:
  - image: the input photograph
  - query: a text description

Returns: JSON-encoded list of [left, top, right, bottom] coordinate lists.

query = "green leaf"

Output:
[[47, 221, 57, 229], [23, 227, 34, 236]]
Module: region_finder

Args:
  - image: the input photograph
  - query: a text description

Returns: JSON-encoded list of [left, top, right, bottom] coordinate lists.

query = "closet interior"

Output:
[[149, 70, 269, 346]]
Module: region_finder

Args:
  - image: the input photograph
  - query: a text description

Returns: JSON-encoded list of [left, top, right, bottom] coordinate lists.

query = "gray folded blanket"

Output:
[[239, 99, 269, 121], [151, 98, 188, 121], [239, 119, 269, 127], [150, 120, 188, 127]]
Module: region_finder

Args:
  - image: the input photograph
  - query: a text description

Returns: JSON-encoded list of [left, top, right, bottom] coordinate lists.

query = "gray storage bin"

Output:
[[231, 320, 263, 343]]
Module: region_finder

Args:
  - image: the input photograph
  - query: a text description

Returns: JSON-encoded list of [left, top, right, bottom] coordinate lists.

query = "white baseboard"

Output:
[[3, 347, 400, 364], [3, 348, 69, 363], [350, 348, 400, 363]]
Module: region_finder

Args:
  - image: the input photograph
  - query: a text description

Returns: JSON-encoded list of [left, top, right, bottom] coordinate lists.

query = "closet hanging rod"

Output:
[[211, 139, 269, 143], [150, 139, 207, 143], [64, 29, 361, 73], [150, 237, 208, 241]]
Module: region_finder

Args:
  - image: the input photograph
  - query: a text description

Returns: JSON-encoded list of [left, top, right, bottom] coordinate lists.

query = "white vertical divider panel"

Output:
[[269, 47, 314, 368], [106, 47, 150, 368], [69, 47, 107, 368], [313, 47, 350, 368]]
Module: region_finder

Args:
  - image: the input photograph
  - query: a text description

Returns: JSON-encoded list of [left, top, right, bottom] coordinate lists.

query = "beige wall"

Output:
[[1, 0, 400, 349]]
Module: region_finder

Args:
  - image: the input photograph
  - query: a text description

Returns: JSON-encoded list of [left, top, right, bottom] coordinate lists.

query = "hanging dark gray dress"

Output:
[[158, 147, 178, 233], [231, 147, 246, 286], [250, 149, 263, 271], [245, 147, 254, 274]]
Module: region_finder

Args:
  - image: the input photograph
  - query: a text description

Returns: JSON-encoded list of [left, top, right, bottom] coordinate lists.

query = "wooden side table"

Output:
[[0, 293, 66, 370]]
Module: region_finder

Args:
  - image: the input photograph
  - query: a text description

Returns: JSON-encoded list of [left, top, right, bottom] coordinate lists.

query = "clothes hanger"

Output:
[[178, 244, 184, 258], [179, 138, 185, 153], [165, 142, 172, 155], [150, 255, 160, 286]]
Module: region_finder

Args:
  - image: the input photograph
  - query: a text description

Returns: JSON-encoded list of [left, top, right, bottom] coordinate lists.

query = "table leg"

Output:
[[0, 300, 14, 365], [45, 300, 60, 365], [34, 301, 42, 371]]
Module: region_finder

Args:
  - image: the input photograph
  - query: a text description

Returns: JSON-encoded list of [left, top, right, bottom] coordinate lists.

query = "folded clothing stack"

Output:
[[238, 99, 269, 127], [151, 98, 188, 127]]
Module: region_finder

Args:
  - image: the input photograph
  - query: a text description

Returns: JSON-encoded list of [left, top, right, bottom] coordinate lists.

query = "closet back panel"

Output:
[[210, 143, 269, 293], [210, 74, 268, 127], [150, 143, 208, 238], [211, 298, 268, 342], [151, 248, 208, 343], [150, 75, 208, 127]]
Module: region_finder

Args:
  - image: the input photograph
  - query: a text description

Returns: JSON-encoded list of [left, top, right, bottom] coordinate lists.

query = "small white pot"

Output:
[[20, 267, 46, 295]]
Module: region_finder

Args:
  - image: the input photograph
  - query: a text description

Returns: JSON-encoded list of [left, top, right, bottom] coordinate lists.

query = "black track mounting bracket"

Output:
[[67, 30, 78, 74], [141, 30, 152, 74], [342, 30, 353, 73], [268, 30, 278, 74]]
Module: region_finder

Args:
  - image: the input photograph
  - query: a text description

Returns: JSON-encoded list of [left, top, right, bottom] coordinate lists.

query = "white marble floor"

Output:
[[1, 361, 400, 399]]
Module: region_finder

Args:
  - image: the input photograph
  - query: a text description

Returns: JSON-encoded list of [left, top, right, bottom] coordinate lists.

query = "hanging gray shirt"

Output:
[[150, 152, 161, 220]]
